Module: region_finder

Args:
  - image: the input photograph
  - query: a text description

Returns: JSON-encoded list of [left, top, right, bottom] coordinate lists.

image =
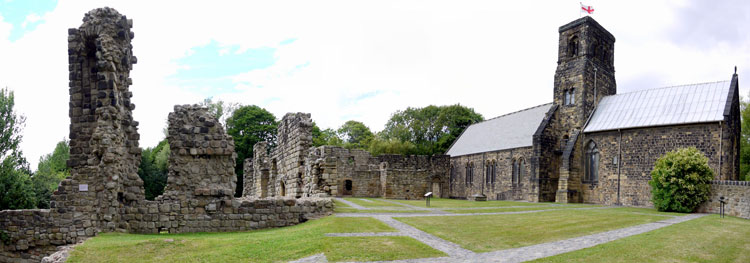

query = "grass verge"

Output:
[[68, 217, 444, 262], [392, 198, 547, 208], [396, 209, 667, 252], [532, 215, 750, 262]]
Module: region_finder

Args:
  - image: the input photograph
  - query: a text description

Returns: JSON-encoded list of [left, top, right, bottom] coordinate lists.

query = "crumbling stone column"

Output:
[[58, 7, 142, 233], [159, 105, 236, 201]]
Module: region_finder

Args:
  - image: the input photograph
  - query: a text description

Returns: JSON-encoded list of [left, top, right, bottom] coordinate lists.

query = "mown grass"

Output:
[[342, 197, 402, 207], [533, 214, 750, 263], [441, 204, 596, 214], [396, 208, 669, 252], [391, 198, 547, 208], [67, 217, 444, 263], [334, 207, 427, 213]]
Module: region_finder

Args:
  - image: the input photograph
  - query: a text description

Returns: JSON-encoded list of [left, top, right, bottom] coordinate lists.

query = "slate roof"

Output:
[[584, 80, 733, 133], [446, 103, 552, 157]]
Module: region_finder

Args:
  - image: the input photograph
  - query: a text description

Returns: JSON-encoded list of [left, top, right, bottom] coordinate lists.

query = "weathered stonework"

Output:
[[447, 15, 742, 212], [698, 180, 750, 219], [0, 8, 333, 262], [245, 114, 450, 200]]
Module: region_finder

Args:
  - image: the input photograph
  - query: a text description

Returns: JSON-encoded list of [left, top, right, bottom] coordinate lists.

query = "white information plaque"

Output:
[[79, 184, 89, 192]]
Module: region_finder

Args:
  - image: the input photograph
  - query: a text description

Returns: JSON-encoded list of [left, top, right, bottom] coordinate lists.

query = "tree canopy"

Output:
[[32, 139, 70, 208], [380, 104, 483, 155], [226, 105, 278, 196], [138, 139, 169, 200], [0, 88, 33, 210], [740, 95, 750, 181]]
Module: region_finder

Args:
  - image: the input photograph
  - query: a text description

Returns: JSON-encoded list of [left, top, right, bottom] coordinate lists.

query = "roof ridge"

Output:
[[479, 102, 553, 124], [611, 80, 730, 96]]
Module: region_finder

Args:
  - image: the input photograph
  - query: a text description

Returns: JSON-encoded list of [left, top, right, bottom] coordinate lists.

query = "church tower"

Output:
[[554, 16, 616, 131], [553, 16, 616, 203]]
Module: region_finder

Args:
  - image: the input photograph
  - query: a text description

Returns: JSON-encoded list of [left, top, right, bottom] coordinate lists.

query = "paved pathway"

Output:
[[297, 198, 707, 263]]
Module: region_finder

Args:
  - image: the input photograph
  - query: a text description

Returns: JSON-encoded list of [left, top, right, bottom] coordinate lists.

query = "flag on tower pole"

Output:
[[581, 2, 594, 15]]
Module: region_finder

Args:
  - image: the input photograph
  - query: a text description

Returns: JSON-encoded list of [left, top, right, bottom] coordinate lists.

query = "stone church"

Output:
[[446, 16, 740, 206]]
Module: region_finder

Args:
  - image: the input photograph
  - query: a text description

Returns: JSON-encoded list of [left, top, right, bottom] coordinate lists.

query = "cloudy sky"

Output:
[[0, 0, 749, 170]]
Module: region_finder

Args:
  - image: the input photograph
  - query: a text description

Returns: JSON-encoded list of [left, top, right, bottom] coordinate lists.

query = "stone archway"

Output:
[[431, 178, 441, 198], [343, 179, 353, 196]]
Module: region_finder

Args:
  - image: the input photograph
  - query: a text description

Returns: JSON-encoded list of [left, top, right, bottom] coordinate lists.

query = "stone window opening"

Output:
[[567, 36, 579, 57], [569, 88, 575, 104], [280, 181, 286, 196], [518, 158, 525, 184], [561, 134, 569, 150], [585, 140, 600, 183], [465, 162, 473, 186], [564, 90, 570, 105], [491, 161, 497, 184], [512, 159, 518, 186]]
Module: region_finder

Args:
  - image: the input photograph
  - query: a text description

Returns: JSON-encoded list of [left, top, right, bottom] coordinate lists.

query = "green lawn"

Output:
[[67, 217, 444, 263], [442, 204, 596, 214], [391, 198, 547, 208], [342, 197, 403, 207], [396, 209, 669, 252], [533, 215, 750, 262], [334, 207, 427, 213]]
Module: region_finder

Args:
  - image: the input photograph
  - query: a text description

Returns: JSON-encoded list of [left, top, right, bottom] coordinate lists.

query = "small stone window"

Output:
[[563, 89, 576, 106], [567, 36, 579, 57], [511, 159, 518, 186], [585, 141, 600, 183], [466, 162, 474, 185], [519, 159, 525, 183], [491, 161, 497, 184]]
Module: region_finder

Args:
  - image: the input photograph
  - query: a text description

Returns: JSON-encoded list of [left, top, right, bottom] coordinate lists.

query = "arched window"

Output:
[[491, 161, 497, 184], [567, 36, 579, 57], [466, 162, 473, 185], [485, 161, 490, 184], [564, 90, 570, 105], [569, 88, 575, 104], [585, 141, 600, 182], [512, 159, 518, 186], [519, 159, 525, 183]]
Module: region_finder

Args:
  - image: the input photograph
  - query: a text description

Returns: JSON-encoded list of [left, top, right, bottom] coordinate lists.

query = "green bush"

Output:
[[649, 147, 713, 212]]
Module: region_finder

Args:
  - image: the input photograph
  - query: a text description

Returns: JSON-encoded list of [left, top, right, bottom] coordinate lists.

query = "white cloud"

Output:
[[0, 0, 749, 170], [20, 13, 41, 28]]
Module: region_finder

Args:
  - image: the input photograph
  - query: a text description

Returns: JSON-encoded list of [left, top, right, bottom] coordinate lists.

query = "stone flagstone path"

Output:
[[292, 198, 707, 263]]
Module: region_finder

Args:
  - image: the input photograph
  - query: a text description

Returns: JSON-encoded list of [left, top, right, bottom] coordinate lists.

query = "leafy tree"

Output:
[[367, 136, 417, 156], [0, 88, 33, 210], [138, 139, 169, 200], [31, 140, 70, 208], [337, 120, 374, 150], [381, 104, 483, 155], [740, 95, 750, 181], [226, 105, 278, 197], [649, 147, 713, 213], [311, 122, 343, 147], [0, 157, 35, 210], [199, 97, 240, 125]]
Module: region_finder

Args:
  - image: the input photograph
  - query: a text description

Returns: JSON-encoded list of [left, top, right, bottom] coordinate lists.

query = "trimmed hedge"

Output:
[[649, 147, 713, 213]]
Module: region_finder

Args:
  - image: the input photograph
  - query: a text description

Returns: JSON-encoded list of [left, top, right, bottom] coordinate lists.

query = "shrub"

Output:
[[649, 147, 713, 212]]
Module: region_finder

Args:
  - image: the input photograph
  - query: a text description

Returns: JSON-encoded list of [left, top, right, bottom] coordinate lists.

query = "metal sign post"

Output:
[[425, 192, 433, 207], [719, 196, 726, 218]]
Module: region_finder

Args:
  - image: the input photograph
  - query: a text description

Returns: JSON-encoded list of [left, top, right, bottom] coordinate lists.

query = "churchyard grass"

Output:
[[441, 204, 597, 213], [532, 214, 750, 262], [395, 209, 669, 252], [334, 207, 428, 213], [67, 216, 444, 263], [391, 197, 547, 208], [342, 197, 401, 207]]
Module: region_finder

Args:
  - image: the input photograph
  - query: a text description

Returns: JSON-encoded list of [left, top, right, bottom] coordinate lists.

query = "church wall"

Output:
[[582, 123, 729, 206], [449, 147, 535, 201]]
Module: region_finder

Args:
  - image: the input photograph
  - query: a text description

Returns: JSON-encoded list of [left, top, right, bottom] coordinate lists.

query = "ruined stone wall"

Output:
[[379, 155, 450, 200], [698, 180, 750, 219], [305, 146, 381, 197], [0, 9, 333, 262], [159, 105, 236, 200], [582, 123, 729, 206], [448, 147, 536, 201]]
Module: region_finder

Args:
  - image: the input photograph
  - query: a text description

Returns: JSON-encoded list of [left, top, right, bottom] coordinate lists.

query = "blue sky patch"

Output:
[[170, 40, 278, 95], [0, 0, 57, 41]]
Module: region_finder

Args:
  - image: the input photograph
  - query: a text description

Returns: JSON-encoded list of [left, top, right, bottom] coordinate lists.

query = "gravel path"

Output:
[[335, 198, 368, 209]]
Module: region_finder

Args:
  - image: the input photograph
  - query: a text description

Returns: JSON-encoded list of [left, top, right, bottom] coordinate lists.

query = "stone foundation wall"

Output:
[[698, 180, 750, 219]]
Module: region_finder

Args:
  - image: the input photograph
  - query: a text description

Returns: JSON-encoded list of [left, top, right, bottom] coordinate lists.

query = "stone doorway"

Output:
[[431, 180, 441, 198], [343, 180, 353, 196], [260, 170, 269, 198]]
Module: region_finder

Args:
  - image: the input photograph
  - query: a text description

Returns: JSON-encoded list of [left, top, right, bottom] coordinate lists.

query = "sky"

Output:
[[0, 0, 749, 170]]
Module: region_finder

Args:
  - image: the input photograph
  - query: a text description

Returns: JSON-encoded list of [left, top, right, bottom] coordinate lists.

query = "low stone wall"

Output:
[[698, 180, 750, 219], [0, 210, 62, 262], [124, 198, 333, 234]]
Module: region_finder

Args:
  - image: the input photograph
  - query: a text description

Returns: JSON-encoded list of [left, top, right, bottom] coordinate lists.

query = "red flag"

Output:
[[581, 3, 594, 14]]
